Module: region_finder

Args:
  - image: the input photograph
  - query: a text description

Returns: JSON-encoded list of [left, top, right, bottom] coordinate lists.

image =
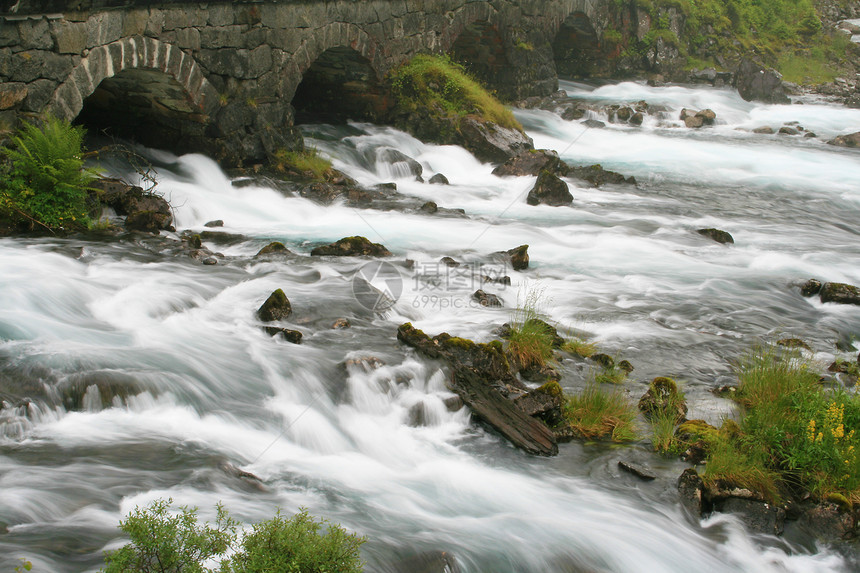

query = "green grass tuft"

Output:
[[274, 147, 333, 180], [564, 382, 638, 442]]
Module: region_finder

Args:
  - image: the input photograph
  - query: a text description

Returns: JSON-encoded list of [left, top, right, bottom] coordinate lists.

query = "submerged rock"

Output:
[[819, 282, 860, 305], [311, 236, 392, 257], [526, 171, 573, 206], [696, 228, 734, 244], [255, 241, 291, 257], [386, 550, 462, 573], [204, 220, 224, 228], [716, 498, 786, 535], [827, 131, 860, 148], [618, 460, 657, 481], [257, 289, 292, 322], [797, 501, 856, 540], [420, 201, 438, 214], [458, 116, 534, 164], [264, 326, 302, 344], [428, 173, 449, 185], [678, 467, 705, 517], [752, 126, 775, 134], [472, 289, 502, 308], [569, 164, 635, 187], [799, 278, 822, 297]]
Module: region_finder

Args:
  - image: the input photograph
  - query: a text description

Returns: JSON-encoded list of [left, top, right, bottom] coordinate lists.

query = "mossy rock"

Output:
[[257, 288, 292, 322], [310, 236, 392, 257], [256, 241, 291, 257], [639, 377, 687, 423]]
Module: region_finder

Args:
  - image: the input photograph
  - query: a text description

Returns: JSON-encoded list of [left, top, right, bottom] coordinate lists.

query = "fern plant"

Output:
[[1, 115, 98, 231]]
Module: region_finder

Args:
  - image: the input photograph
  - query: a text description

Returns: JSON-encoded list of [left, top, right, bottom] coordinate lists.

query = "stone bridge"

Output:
[[0, 0, 619, 165]]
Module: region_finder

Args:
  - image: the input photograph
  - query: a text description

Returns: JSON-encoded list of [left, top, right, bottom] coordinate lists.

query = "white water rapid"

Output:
[[1, 81, 859, 572]]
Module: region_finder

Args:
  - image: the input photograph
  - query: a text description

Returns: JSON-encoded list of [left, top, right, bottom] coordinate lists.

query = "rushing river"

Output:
[[2, 81, 860, 572]]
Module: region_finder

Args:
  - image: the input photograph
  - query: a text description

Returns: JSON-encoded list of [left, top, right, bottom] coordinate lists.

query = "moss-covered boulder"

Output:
[[310, 236, 392, 257], [492, 149, 570, 178], [526, 170, 573, 207], [819, 282, 860, 305], [255, 241, 291, 257], [257, 289, 292, 322], [638, 377, 688, 423], [569, 164, 635, 187]]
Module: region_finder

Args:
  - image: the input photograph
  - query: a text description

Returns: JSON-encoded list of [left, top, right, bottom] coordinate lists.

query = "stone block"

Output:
[[51, 20, 87, 54], [19, 18, 53, 50], [22, 78, 56, 112], [122, 10, 149, 37], [0, 82, 27, 110], [175, 27, 201, 51], [208, 5, 234, 27], [87, 12, 123, 49], [0, 21, 20, 49]]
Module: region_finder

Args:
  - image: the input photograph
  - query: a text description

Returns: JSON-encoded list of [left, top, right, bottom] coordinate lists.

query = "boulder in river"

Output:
[[715, 498, 786, 535], [796, 501, 856, 540], [734, 59, 790, 104], [255, 241, 291, 257], [696, 228, 734, 244], [257, 288, 292, 322], [457, 116, 534, 164], [819, 282, 860, 305], [472, 289, 502, 307], [526, 170, 573, 206], [264, 326, 302, 344], [800, 278, 822, 297], [678, 467, 706, 517], [94, 178, 173, 233], [505, 244, 529, 271], [618, 460, 657, 481], [827, 131, 860, 148], [492, 149, 570, 178], [311, 236, 392, 257], [680, 108, 716, 128], [569, 164, 635, 187], [378, 148, 424, 179], [428, 173, 449, 185]]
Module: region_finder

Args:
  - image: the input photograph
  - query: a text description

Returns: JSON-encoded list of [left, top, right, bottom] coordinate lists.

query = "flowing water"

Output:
[[2, 81, 860, 572]]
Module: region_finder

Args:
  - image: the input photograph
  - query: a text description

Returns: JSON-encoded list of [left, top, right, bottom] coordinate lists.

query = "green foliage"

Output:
[[563, 382, 638, 442], [14, 559, 32, 572], [697, 346, 860, 503], [505, 286, 556, 369], [0, 115, 98, 231], [102, 499, 365, 573], [561, 336, 597, 358], [388, 54, 521, 131], [227, 509, 365, 573], [650, 408, 681, 454], [594, 361, 628, 385], [274, 147, 333, 181]]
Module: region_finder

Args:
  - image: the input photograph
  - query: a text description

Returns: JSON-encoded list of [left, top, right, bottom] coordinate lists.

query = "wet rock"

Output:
[[778, 126, 799, 136], [582, 119, 605, 129], [526, 171, 573, 207], [264, 327, 302, 343], [457, 116, 534, 164], [331, 318, 351, 329], [629, 112, 644, 126], [257, 289, 292, 322], [440, 256, 460, 267], [311, 236, 392, 257], [378, 148, 424, 178], [819, 282, 860, 305], [827, 131, 860, 148], [420, 201, 438, 214], [696, 228, 734, 244], [616, 107, 633, 122], [443, 395, 464, 412], [94, 178, 174, 233], [800, 278, 822, 297], [797, 502, 856, 540], [569, 164, 635, 187], [59, 371, 144, 410], [483, 274, 512, 286], [473, 289, 502, 308], [217, 461, 266, 492], [716, 498, 786, 535], [617, 360, 634, 374], [255, 241, 291, 257], [519, 363, 561, 384], [753, 126, 775, 134], [492, 149, 570, 178], [680, 108, 715, 128], [638, 377, 687, 423], [734, 59, 790, 104], [187, 234, 203, 249], [452, 366, 558, 456], [407, 401, 430, 427], [678, 468, 705, 517], [513, 380, 564, 422], [428, 173, 449, 185], [618, 460, 657, 481], [343, 356, 386, 372], [589, 353, 614, 369], [204, 220, 224, 228], [506, 244, 529, 271]]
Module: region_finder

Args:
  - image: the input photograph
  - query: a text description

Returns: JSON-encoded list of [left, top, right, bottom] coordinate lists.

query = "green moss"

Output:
[[537, 380, 564, 398], [273, 147, 333, 180], [564, 382, 638, 442], [389, 54, 522, 132]]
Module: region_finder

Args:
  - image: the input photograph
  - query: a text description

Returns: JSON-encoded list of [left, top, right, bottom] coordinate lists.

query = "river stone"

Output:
[[582, 118, 605, 129], [618, 460, 657, 481], [526, 170, 573, 206], [513, 381, 564, 423], [778, 126, 799, 136], [753, 126, 775, 134], [506, 244, 529, 271], [472, 289, 502, 307], [204, 220, 224, 228], [457, 116, 534, 164], [717, 498, 786, 535], [678, 468, 705, 517], [569, 164, 634, 187], [629, 112, 644, 126], [310, 236, 392, 257], [387, 550, 462, 573], [590, 353, 615, 368], [827, 131, 860, 147], [420, 201, 438, 214], [800, 278, 822, 297], [819, 282, 860, 305], [378, 148, 423, 178], [255, 241, 291, 257], [428, 173, 449, 185], [734, 59, 790, 104], [492, 149, 569, 177], [696, 228, 734, 244], [264, 326, 302, 344], [797, 502, 856, 540], [257, 288, 292, 322]]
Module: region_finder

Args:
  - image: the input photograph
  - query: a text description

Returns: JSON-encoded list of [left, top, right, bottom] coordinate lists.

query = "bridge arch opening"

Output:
[[75, 68, 210, 154], [292, 47, 385, 124], [551, 12, 600, 80], [448, 21, 510, 95]]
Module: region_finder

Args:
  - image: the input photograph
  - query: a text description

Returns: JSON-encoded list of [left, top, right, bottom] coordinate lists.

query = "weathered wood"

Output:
[[452, 366, 558, 456]]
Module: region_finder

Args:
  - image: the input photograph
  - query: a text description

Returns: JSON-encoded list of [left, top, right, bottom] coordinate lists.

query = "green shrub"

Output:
[[563, 382, 638, 442], [102, 499, 365, 573], [389, 54, 521, 131], [0, 115, 98, 231]]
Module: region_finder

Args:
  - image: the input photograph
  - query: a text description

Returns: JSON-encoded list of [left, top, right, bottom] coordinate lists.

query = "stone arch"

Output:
[[286, 23, 387, 123], [48, 36, 219, 152], [551, 11, 601, 80]]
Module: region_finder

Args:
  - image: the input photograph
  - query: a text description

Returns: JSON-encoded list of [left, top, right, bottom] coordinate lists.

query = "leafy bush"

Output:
[[102, 499, 365, 573], [389, 54, 521, 131], [0, 115, 98, 231]]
